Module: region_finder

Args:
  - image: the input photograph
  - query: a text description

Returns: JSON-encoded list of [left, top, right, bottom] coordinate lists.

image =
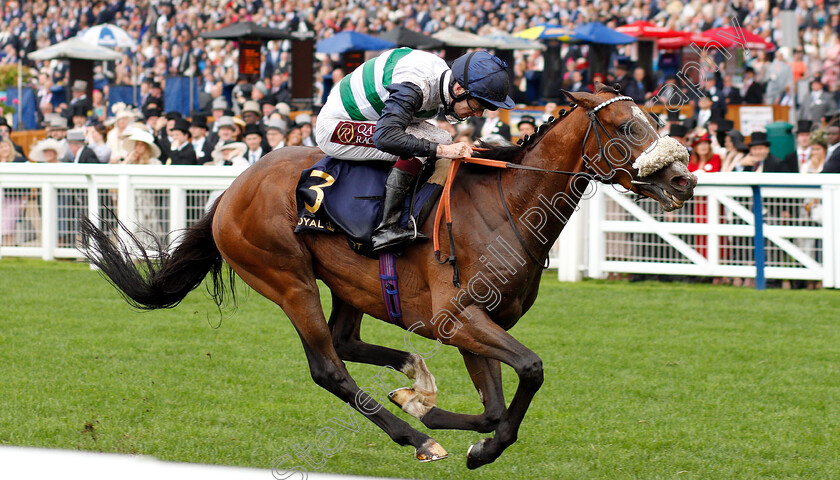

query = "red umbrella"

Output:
[[657, 32, 735, 50], [616, 21, 684, 39], [702, 26, 775, 51]]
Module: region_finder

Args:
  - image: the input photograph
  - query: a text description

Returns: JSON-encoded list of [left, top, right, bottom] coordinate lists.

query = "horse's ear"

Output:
[[561, 89, 597, 108], [594, 81, 619, 94]]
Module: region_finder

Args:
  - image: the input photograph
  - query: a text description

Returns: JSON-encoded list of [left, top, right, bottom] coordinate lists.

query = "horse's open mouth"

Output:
[[638, 182, 688, 211], [635, 161, 697, 211]]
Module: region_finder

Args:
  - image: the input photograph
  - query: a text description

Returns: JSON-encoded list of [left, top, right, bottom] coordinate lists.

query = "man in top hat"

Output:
[[798, 80, 838, 124], [70, 104, 89, 129], [66, 128, 99, 163], [241, 100, 263, 127], [692, 96, 724, 131], [165, 117, 198, 165], [190, 116, 214, 161], [214, 116, 238, 146], [517, 115, 537, 137], [742, 131, 795, 172], [668, 123, 689, 149], [243, 124, 265, 164], [265, 118, 286, 151], [740, 67, 765, 105], [67, 80, 92, 118], [260, 98, 276, 124], [785, 120, 813, 173], [142, 81, 164, 112], [614, 59, 634, 94], [45, 115, 73, 162]]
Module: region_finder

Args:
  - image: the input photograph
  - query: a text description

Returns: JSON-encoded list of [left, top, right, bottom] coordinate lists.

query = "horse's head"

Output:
[[561, 82, 696, 211]]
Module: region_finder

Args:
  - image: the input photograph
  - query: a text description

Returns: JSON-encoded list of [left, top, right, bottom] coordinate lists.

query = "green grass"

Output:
[[1, 257, 839, 479]]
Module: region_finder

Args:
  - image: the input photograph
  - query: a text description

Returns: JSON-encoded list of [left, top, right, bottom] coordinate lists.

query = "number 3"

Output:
[[304, 170, 336, 213]]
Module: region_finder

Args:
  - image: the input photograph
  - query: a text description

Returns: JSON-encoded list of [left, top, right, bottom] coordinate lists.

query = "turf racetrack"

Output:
[[1, 258, 839, 479]]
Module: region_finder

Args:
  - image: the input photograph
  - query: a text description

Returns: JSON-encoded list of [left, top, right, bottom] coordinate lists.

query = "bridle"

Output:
[[498, 95, 638, 268]]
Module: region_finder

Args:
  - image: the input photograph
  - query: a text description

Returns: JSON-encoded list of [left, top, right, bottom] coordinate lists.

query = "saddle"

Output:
[[294, 156, 446, 258]]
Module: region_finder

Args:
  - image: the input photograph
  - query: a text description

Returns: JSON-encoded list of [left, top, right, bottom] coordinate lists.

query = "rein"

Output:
[[432, 95, 636, 285]]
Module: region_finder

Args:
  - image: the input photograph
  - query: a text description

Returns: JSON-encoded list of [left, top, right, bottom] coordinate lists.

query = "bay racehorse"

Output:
[[80, 84, 696, 468]]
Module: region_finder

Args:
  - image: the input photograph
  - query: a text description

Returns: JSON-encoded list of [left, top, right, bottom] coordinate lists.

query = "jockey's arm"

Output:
[[372, 83, 439, 159]]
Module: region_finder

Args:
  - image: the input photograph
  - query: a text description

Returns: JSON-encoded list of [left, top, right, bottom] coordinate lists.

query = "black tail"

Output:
[[79, 200, 234, 311]]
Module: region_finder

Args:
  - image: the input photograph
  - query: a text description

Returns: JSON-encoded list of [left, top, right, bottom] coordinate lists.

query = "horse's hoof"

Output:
[[415, 439, 448, 462], [466, 438, 492, 469], [388, 387, 416, 408], [389, 387, 433, 419]]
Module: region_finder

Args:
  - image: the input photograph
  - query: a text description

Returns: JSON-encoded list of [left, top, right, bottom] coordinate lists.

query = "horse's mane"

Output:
[[473, 106, 577, 164]]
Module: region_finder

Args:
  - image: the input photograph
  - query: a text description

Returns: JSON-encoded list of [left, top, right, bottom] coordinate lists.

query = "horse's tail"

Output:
[[79, 198, 234, 311]]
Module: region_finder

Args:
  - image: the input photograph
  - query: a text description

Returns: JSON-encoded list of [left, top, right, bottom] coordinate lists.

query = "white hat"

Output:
[[275, 102, 291, 116], [241, 100, 261, 115], [216, 116, 236, 130], [212, 97, 229, 110], [66, 128, 87, 142], [72, 80, 88, 91], [211, 141, 247, 163], [122, 130, 161, 160], [30, 138, 67, 162], [266, 118, 286, 132], [294, 113, 312, 125]]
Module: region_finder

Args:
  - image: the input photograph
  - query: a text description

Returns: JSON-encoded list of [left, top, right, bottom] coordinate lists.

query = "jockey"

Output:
[[315, 48, 515, 253]]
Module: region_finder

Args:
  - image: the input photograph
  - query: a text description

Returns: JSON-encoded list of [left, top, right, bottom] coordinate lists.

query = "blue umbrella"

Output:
[[316, 31, 397, 54], [573, 22, 636, 45]]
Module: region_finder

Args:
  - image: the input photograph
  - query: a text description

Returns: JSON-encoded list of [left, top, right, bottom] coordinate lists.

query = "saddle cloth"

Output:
[[294, 156, 443, 257]]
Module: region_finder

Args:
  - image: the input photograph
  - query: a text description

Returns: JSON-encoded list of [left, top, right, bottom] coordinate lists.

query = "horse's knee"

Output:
[[518, 355, 543, 389], [475, 409, 503, 433], [309, 362, 348, 392]]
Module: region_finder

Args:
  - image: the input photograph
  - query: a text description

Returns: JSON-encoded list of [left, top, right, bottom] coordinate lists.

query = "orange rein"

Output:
[[432, 153, 510, 258]]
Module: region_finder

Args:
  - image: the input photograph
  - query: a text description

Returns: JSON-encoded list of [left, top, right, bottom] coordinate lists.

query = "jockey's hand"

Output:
[[437, 142, 473, 159]]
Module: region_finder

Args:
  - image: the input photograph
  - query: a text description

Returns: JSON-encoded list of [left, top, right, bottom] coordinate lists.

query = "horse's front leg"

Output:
[[439, 306, 544, 469], [408, 349, 505, 433]]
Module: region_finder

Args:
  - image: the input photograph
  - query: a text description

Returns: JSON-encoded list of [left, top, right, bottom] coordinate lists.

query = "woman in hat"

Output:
[[107, 103, 137, 162], [29, 138, 66, 163], [122, 130, 162, 165], [688, 133, 721, 173], [803, 130, 828, 174], [720, 130, 750, 172], [207, 141, 248, 167]]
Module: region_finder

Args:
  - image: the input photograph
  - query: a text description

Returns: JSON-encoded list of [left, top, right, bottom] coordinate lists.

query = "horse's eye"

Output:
[[619, 123, 631, 135]]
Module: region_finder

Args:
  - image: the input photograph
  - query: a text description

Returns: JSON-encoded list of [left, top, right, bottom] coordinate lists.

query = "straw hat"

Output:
[[30, 138, 67, 162], [122, 129, 162, 160], [211, 141, 247, 164]]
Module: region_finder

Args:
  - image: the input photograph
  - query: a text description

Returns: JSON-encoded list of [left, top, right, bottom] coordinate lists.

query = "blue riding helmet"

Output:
[[450, 51, 516, 110]]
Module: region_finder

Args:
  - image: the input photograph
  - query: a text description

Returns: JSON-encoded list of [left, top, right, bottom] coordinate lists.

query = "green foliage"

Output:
[[0, 64, 34, 90], [1, 258, 839, 479]]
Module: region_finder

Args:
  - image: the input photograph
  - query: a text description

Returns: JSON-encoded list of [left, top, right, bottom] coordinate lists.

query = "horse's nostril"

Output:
[[672, 176, 690, 189]]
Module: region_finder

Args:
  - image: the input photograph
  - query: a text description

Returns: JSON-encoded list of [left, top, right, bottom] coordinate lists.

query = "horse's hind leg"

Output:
[[328, 293, 438, 414], [238, 268, 447, 462]]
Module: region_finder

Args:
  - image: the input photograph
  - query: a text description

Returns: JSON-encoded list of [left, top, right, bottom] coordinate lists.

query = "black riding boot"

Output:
[[371, 167, 428, 253]]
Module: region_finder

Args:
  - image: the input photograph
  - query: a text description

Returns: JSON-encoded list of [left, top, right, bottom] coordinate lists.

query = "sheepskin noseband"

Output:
[[632, 136, 690, 177]]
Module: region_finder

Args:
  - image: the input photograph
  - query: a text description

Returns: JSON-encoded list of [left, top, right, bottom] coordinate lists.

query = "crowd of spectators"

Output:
[[0, 0, 837, 169]]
